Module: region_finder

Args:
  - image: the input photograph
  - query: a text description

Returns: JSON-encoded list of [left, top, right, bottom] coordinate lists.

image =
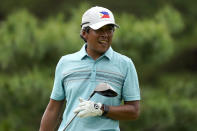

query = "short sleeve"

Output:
[[122, 59, 140, 101], [50, 57, 65, 101]]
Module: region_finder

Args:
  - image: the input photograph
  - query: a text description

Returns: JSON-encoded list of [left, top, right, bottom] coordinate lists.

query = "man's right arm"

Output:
[[40, 99, 65, 131]]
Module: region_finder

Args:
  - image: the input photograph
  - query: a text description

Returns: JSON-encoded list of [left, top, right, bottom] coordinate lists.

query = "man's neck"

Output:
[[86, 48, 104, 60]]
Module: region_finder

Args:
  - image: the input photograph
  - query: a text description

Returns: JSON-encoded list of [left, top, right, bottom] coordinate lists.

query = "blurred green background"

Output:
[[0, 0, 197, 131]]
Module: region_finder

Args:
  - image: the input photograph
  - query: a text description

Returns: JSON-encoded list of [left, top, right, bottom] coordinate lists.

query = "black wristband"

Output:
[[102, 104, 109, 116]]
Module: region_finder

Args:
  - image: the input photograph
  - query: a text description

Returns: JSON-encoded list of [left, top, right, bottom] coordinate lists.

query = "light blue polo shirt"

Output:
[[50, 44, 140, 131]]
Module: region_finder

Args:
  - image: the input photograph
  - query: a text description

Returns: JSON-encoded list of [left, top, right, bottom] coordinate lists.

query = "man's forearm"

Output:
[[40, 109, 60, 131], [104, 101, 140, 120], [40, 99, 64, 131]]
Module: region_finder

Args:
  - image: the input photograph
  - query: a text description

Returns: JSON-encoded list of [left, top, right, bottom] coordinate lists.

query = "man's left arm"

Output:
[[103, 100, 140, 120]]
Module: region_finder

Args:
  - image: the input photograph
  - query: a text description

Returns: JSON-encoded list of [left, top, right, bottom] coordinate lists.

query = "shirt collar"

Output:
[[103, 46, 113, 60], [79, 43, 113, 60], [79, 44, 88, 60]]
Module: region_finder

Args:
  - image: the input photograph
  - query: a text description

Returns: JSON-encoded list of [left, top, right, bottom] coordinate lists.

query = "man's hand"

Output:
[[73, 98, 103, 118]]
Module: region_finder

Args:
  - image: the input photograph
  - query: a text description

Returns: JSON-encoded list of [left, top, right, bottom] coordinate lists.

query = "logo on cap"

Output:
[[99, 11, 110, 18]]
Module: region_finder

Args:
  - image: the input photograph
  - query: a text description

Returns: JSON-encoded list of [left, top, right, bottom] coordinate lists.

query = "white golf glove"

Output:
[[73, 98, 103, 118]]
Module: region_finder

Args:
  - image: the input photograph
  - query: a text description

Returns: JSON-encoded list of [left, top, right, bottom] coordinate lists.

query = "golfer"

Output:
[[40, 6, 140, 131]]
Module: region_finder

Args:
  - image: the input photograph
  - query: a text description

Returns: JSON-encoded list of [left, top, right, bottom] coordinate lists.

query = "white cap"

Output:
[[81, 6, 119, 30]]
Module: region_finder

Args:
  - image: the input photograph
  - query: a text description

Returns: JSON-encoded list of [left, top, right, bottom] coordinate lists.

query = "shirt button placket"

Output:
[[88, 61, 97, 97], [91, 62, 96, 82]]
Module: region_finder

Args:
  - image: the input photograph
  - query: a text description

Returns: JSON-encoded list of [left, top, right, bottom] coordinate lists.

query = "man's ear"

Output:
[[82, 31, 88, 40]]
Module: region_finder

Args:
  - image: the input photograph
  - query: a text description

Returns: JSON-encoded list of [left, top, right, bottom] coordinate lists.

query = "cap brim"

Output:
[[89, 21, 119, 30]]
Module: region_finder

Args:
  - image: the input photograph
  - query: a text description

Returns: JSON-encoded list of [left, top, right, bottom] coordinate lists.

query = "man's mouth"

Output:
[[98, 40, 108, 45]]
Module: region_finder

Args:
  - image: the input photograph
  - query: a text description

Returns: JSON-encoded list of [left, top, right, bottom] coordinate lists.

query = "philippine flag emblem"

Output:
[[99, 11, 110, 18]]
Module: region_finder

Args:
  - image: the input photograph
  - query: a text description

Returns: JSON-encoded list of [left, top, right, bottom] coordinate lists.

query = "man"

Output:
[[40, 6, 140, 131]]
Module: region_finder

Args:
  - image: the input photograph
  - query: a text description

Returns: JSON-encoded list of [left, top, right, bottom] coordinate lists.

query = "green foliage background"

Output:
[[0, 1, 197, 131]]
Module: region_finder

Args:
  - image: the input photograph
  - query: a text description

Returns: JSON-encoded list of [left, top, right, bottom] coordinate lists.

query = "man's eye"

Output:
[[109, 27, 113, 30], [108, 27, 114, 31]]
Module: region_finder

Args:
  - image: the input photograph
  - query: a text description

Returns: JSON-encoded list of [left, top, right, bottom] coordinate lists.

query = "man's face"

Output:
[[83, 25, 114, 59]]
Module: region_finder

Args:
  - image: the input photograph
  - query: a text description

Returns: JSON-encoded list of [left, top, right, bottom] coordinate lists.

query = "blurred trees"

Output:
[[0, 1, 196, 131], [0, 5, 86, 130]]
